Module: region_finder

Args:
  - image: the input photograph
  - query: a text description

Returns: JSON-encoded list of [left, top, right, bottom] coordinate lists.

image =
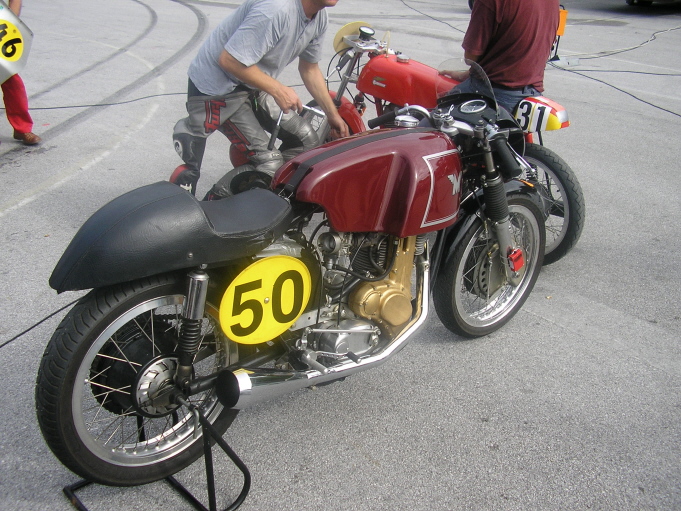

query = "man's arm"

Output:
[[218, 50, 303, 114], [298, 58, 349, 139], [8, 0, 22, 17]]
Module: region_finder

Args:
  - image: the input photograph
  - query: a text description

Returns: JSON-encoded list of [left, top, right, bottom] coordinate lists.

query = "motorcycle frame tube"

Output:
[[216, 254, 429, 409], [333, 49, 364, 105]]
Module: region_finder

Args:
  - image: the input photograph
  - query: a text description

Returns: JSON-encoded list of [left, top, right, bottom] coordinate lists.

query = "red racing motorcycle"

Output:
[[300, 24, 584, 265], [37, 62, 545, 491]]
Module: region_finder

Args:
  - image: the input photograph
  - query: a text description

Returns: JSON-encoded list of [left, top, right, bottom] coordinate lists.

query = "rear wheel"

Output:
[[523, 143, 584, 264], [434, 195, 545, 338], [35, 273, 239, 486]]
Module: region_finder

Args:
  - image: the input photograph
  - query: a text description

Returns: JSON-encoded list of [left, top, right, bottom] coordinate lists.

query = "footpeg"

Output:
[[300, 349, 329, 374]]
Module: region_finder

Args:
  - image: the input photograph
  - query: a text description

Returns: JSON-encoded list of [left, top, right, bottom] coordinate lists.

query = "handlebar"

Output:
[[367, 105, 431, 129], [367, 110, 398, 129]]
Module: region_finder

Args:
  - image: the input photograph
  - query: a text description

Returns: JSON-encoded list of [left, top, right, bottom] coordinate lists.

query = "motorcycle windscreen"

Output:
[[273, 129, 463, 238], [0, 2, 33, 84]]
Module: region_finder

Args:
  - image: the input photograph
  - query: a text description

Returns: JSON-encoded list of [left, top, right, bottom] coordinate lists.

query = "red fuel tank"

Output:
[[272, 129, 463, 238], [356, 54, 457, 108]]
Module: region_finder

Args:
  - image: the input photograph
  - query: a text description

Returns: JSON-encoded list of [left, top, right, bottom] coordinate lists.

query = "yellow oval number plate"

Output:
[[220, 256, 312, 344]]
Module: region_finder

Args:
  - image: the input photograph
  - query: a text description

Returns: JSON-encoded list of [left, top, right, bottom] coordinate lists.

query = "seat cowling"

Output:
[[50, 182, 292, 292]]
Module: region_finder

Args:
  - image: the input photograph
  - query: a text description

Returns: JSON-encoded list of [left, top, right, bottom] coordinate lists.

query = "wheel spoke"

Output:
[[69, 292, 230, 468], [94, 352, 143, 368], [448, 200, 542, 332], [36, 277, 240, 485]]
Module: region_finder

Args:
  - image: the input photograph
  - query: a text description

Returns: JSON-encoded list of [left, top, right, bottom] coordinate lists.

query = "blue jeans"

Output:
[[450, 77, 539, 115]]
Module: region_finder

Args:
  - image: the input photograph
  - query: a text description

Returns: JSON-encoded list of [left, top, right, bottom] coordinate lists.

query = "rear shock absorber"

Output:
[[176, 269, 210, 387]]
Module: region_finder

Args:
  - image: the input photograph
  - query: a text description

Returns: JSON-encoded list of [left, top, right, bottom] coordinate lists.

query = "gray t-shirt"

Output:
[[188, 0, 327, 96]]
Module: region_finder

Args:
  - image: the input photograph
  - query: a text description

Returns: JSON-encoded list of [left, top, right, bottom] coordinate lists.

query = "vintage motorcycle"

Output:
[[299, 24, 583, 265], [36, 62, 545, 489]]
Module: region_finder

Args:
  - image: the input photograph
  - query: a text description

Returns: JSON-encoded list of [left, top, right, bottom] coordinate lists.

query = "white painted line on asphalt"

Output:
[[0, 48, 165, 217], [0, 102, 160, 218]]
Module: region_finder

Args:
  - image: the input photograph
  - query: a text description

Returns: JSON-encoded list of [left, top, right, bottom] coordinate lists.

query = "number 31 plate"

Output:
[[219, 256, 312, 345]]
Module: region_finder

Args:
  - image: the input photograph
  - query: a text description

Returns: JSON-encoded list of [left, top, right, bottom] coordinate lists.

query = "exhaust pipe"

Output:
[[214, 257, 430, 410]]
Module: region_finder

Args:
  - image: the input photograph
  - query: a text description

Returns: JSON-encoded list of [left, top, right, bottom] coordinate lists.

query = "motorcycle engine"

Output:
[[317, 232, 418, 346], [315, 318, 378, 358]]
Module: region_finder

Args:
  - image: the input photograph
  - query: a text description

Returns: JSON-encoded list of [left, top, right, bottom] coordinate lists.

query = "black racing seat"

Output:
[[50, 182, 292, 292]]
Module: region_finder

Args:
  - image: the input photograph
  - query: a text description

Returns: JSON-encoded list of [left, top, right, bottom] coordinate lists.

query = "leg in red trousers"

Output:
[[2, 73, 41, 145]]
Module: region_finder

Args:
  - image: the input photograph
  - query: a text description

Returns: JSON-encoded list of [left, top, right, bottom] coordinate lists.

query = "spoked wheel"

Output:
[[35, 273, 239, 486], [434, 195, 545, 338], [522, 143, 584, 264]]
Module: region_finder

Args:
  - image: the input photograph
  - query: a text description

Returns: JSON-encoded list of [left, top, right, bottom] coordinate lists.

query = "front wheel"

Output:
[[35, 273, 239, 486], [433, 195, 545, 338], [523, 143, 584, 264]]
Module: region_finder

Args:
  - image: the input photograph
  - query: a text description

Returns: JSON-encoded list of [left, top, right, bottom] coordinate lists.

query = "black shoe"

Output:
[[169, 165, 199, 195]]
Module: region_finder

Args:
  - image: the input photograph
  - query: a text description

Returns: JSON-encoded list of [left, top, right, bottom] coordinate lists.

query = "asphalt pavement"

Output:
[[1, 1, 680, 510]]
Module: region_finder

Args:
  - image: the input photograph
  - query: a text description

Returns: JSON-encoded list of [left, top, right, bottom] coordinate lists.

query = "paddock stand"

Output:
[[62, 398, 251, 511]]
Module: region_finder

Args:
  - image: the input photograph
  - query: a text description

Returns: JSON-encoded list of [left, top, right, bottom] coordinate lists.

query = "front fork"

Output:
[[480, 136, 524, 280]]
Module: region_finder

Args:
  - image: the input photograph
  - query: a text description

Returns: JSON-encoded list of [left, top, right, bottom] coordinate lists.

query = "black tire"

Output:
[[35, 273, 239, 486], [433, 195, 545, 338], [522, 143, 584, 265], [627, 0, 653, 5]]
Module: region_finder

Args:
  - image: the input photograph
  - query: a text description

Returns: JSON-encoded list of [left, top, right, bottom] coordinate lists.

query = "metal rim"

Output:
[[71, 295, 228, 468]]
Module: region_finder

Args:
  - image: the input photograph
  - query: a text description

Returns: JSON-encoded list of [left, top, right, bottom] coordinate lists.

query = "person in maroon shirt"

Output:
[[446, 0, 559, 114]]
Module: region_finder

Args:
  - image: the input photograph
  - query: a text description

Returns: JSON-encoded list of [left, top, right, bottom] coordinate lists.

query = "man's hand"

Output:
[[327, 113, 349, 139], [299, 59, 349, 139], [439, 69, 470, 82], [270, 84, 303, 114]]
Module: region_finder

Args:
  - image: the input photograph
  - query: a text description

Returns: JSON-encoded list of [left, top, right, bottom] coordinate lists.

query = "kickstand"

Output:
[[62, 401, 251, 511]]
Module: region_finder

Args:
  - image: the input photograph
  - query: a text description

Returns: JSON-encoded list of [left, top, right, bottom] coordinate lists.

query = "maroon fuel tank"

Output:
[[272, 128, 463, 238]]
